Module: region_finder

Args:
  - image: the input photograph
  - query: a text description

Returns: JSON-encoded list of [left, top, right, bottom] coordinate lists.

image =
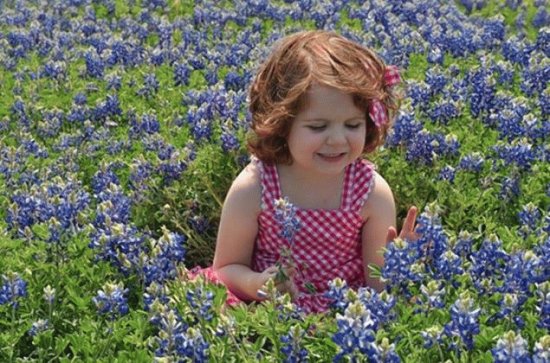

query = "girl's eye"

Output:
[[346, 124, 362, 129], [307, 125, 326, 131]]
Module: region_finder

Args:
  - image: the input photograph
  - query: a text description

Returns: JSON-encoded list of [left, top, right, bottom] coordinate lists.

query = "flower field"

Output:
[[0, 0, 549, 361]]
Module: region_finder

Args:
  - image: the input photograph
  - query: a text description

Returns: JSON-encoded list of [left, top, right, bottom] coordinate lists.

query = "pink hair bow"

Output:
[[368, 65, 401, 128]]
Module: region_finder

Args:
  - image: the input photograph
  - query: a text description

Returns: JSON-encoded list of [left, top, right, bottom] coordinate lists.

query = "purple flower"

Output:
[[92, 281, 129, 320], [492, 331, 531, 363], [154, 309, 208, 361], [280, 325, 308, 363], [533, 335, 550, 362], [0, 272, 27, 308], [273, 197, 301, 243], [332, 301, 377, 361], [458, 152, 485, 173], [535, 281, 550, 330], [84, 51, 105, 78], [444, 292, 481, 351], [142, 227, 186, 286], [28, 319, 51, 337]]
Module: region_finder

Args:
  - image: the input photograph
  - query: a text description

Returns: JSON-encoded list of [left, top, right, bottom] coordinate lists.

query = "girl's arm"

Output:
[[212, 162, 268, 301], [360, 172, 396, 291]]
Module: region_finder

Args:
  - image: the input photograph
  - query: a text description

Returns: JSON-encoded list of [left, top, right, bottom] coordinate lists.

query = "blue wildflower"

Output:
[[492, 331, 531, 363], [0, 272, 27, 308], [444, 292, 481, 351], [535, 281, 550, 330], [469, 235, 509, 295], [439, 165, 456, 183], [143, 227, 186, 286], [280, 325, 308, 363], [28, 319, 51, 337], [93, 281, 129, 320], [332, 301, 377, 361], [273, 197, 301, 243], [458, 152, 485, 172], [533, 335, 550, 362]]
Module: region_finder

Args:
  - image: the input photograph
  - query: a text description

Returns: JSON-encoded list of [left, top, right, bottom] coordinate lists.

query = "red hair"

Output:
[[247, 30, 401, 164]]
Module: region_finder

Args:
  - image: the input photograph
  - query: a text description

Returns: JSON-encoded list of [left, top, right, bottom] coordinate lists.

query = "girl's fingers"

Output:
[[386, 226, 397, 243]]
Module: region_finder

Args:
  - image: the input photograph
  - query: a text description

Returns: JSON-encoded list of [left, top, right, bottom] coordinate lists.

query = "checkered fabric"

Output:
[[253, 158, 375, 313]]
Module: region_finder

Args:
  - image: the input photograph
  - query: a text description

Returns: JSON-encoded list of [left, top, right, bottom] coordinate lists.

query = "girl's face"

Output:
[[286, 83, 366, 176]]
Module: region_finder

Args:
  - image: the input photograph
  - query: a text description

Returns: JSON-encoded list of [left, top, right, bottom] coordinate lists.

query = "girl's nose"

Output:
[[326, 128, 346, 145]]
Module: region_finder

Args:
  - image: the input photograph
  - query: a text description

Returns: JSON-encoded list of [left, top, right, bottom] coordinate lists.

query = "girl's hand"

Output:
[[256, 265, 299, 300], [385, 206, 419, 243]]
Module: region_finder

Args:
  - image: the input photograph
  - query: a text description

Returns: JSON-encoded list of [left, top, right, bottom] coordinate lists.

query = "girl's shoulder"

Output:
[[224, 161, 262, 213], [359, 169, 395, 221]]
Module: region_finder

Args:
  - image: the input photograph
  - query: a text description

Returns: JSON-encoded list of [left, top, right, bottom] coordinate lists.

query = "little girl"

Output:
[[198, 30, 418, 313]]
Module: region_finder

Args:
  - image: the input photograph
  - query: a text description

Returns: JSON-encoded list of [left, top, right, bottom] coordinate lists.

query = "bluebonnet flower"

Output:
[[452, 230, 474, 261], [140, 113, 160, 134], [173, 62, 190, 87], [404, 130, 445, 165], [457, 152, 484, 172], [425, 68, 448, 97], [129, 156, 153, 198], [332, 301, 377, 361], [487, 293, 525, 328], [273, 197, 301, 243], [421, 325, 444, 349], [372, 337, 401, 363], [92, 94, 122, 122], [427, 46, 444, 64], [357, 288, 397, 328], [533, 335, 550, 362], [536, 26, 549, 56], [502, 36, 531, 67], [414, 204, 449, 273], [517, 202, 541, 235], [43, 285, 56, 306], [382, 237, 424, 293], [191, 118, 213, 143], [185, 281, 215, 323], [188, 215, 209, 234], [28, 319, 51, 337], [429, 100, 460, 124], [157, 150, 189, 185], [91, 165, 120, 195], [326, 278, 350, 311], [93, 281, 129, 320], [142, 227, 186, 286], [137, 73, 159, 98], [106, 74, 122, 91], [535, 281, 550, 330], [499, 174, 521, 201], [438, 165, 456, 183], [492, 331, 531, 363], [280, 325, 308, 363], [0, 272, 27, 308], [444, 292, 481, 351], [84, 51, 105, 78], [435, 249, 463, 282], [493, 140, 536, 171], [469, 235, 509, 295], [406, 81, 431, 111], [154, 309, 209, 362]]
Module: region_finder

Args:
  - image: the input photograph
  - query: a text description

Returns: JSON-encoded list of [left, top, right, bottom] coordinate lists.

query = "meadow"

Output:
[[0, 0, 548, 361]]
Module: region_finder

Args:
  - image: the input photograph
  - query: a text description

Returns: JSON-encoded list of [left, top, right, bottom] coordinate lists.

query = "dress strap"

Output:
[[344, 159, 376, 212], [253, 157, 281, 210]]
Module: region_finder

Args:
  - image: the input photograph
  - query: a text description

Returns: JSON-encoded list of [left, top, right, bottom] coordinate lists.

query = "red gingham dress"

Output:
[[189, 157, 375, 314], [252, 157, 375, 313]]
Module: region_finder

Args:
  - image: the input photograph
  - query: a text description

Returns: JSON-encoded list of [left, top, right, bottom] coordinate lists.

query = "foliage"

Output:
[[0, 0, 548, 361]]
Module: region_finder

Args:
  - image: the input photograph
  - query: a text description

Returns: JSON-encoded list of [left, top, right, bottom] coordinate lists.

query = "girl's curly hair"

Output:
[[247, 30, 402, 164]]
